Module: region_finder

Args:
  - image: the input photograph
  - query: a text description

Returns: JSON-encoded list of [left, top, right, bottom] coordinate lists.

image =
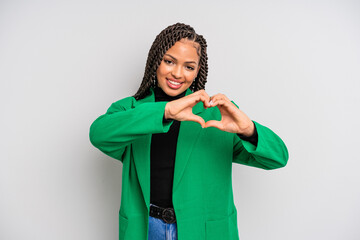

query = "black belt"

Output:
[[149, 205, 176, 224]]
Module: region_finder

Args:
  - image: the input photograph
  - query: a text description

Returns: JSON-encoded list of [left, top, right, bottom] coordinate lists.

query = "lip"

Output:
[[166, 78, 183, 84], [166, 78, 183, 89]]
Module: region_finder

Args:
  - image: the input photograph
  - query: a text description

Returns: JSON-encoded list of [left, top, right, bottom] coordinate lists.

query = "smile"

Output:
[[168, 80, 181, 85], [166, 78, 183, 89]]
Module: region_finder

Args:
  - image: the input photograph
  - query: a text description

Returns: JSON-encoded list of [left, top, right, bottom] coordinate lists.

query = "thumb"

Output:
[[204, 120, 223, 130], [187, 114, 206, 128]]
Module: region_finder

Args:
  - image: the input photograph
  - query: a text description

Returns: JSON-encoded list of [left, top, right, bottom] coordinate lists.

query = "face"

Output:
[[156, 39, 200, 96]]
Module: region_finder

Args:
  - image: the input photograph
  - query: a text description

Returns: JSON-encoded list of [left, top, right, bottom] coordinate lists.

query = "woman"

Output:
[[89, 23, 288, 240]]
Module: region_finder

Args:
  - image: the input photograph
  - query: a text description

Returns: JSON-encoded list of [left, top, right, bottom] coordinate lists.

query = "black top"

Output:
[[150, 87, 258, 208]]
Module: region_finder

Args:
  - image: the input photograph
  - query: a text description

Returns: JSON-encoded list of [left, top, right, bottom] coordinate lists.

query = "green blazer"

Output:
[[89, 87, 288, 240]]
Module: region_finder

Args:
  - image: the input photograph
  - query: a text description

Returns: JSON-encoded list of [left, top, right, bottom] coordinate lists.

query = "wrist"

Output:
[[238, 122, 255, 137], [237, 122, 258, 146], [164, 103, 172, 120]]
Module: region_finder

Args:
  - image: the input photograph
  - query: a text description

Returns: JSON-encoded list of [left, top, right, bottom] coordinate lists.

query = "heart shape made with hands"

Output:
[[164, 90, 255, 136]]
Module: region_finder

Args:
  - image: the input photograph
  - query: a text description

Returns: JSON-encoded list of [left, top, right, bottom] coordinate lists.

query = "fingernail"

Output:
[[209, 100, 213, 105]]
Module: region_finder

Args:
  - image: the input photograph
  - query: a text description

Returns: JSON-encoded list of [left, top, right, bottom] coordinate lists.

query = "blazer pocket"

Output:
[[119, 213, 128, 240], [205, 211, 238, 240]]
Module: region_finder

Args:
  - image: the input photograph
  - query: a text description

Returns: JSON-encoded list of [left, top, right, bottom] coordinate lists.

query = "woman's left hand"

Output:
[[204, 93, 255, 136]]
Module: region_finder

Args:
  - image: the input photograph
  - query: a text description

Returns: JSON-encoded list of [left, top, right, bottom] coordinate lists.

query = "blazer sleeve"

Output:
[[89, 97, 173, 161], [232, 121, 289, 169], [230, 101, 289, 170]]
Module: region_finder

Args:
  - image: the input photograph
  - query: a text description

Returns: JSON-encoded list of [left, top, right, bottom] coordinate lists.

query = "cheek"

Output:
[[185, 71, 197, 80], [157, 63, 170, 77]]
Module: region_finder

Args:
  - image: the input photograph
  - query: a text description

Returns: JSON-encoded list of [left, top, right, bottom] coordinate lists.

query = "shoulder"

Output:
[[106, 96, 136, 114]]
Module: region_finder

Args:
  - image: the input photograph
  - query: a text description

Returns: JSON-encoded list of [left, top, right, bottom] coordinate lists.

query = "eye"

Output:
[[164, 59, 173, 65], [186, 66, 195, 71]]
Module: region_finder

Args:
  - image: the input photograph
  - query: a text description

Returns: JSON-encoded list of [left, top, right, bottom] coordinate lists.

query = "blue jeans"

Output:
[[148, 215, 178, 240]]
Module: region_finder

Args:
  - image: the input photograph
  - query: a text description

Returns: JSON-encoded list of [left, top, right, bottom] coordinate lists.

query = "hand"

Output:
[[164, 90, 211, 128], [204, 93, 255, 136]]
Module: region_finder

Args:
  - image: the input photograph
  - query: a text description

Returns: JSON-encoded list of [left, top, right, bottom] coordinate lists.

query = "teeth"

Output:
[[168, 80, 181, 85]]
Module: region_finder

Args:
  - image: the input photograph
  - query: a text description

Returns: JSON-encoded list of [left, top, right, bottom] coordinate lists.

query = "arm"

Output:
[[232, 121, 288, 170], [237, 121, 258, 146], [89, 97, 173, 161], [201, 93, 288, 169]]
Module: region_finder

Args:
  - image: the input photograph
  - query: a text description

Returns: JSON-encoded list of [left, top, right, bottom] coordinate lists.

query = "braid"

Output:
[[133, 23, 208, 100]]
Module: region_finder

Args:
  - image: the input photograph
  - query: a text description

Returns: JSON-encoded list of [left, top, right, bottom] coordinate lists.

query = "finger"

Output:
[[190, 94, 210, 109], [198, 95, 211, 109], [209, 94, 231, 106], [204, 120, 223, 130], [210, 99, 231, 108], [177, 94, 206, 109], [211, 94, 231, 102], [194, 90, 211, 108], [187, 114, 206, 128], [195, 89, 210, 98]]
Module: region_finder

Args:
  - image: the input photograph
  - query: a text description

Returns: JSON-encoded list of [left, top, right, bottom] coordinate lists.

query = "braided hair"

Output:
[[133, 23, 208, 100]]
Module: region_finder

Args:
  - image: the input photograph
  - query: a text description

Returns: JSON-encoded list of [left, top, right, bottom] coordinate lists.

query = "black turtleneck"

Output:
[[150, 87, 186, 208], [150, 86, 258, 208]]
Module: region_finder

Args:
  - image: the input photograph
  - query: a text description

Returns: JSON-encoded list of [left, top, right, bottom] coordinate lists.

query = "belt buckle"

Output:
[[162, 208, 176, 224]]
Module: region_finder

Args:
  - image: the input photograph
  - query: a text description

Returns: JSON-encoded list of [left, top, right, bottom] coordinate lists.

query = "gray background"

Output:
[[1, 0, 359, 239]]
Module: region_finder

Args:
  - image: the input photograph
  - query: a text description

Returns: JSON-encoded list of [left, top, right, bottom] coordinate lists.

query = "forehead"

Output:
[[164, 39, 200, 62]]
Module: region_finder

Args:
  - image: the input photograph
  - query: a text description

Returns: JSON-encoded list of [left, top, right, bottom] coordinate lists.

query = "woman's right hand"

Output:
[[164, 90, 211, 128]]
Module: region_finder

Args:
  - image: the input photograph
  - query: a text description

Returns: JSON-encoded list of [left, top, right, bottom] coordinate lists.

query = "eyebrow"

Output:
[[164, 54, 198, 64]]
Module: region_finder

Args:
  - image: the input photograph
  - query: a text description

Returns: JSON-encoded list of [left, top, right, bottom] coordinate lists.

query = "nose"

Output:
[[171, 65, 182, 79]]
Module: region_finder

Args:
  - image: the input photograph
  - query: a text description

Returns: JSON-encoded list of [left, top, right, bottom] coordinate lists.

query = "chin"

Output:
[[165, 87, 188, 96], [164, 89, 181, 96], [158, 83, 185, 95]]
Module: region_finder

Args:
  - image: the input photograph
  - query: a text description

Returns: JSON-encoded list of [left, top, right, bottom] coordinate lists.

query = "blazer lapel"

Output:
[[132, 89, 155, 210], [131, 88, 205, 207], [173, 89, 205, 190]]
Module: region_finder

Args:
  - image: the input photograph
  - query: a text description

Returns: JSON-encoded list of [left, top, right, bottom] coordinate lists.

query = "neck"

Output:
[[154, 86, 186, 102]]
